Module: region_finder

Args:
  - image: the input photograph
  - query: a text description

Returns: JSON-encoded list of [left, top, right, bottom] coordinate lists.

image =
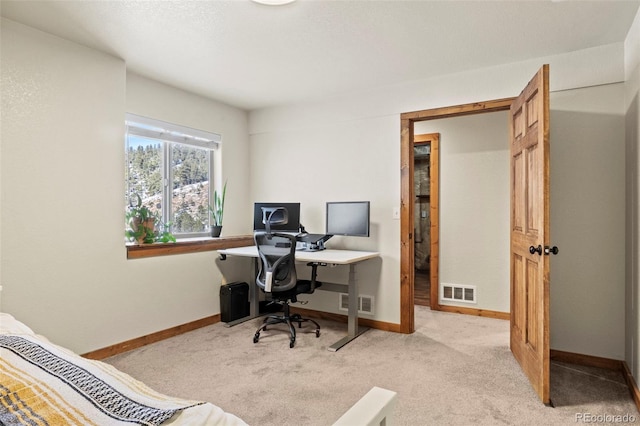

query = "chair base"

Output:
[[253, 303, 320, 348]]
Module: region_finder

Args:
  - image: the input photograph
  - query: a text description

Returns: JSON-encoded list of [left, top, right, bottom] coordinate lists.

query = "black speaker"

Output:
[[220, 282, 250, 323]]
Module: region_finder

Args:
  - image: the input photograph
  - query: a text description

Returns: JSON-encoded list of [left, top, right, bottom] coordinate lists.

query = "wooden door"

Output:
[[509, 65, 551, 404]]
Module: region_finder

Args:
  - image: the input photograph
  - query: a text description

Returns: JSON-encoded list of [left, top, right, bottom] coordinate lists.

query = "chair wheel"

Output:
[[289, 339, 295, 348], [253, 334, 259, 344], [315, 329, 320, 338]]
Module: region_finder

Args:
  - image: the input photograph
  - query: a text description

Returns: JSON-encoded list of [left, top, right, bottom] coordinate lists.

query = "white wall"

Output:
[[550, 84, 626, 359], [625, 8, 640, 378], [249, 41, 628, 357], [415, 112, 510, 313], [249, 115, 398, 321], [0, 18, 250, 353]]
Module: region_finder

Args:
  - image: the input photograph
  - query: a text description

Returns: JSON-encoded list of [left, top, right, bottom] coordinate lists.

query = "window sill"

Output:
[[126, 235, 254, 259]]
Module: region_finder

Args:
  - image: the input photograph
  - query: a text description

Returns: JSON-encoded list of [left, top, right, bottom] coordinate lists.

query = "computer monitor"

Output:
[[253, 202, 301, 233], [326, 201, 370, 237]]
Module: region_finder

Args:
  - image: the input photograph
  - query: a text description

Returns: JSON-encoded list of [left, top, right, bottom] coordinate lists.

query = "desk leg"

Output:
[[328, 263, 370, 351], [224, 258, 261, 327], [250, 258, 259, 317]]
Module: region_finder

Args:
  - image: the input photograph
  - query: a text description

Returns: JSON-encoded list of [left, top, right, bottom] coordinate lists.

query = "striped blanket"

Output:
[[0, 314, 247, 426]]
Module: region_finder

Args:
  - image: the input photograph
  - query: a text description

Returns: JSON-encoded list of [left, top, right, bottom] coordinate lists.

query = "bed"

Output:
[[0, 313, 247, 426]]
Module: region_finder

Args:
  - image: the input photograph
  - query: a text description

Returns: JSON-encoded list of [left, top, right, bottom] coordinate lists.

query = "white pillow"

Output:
[[0, 312, 36, 335]]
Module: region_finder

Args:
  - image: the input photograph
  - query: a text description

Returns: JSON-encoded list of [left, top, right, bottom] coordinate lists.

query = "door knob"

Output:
[[529, 245, 542, 256], [544, 246, 559, 255]]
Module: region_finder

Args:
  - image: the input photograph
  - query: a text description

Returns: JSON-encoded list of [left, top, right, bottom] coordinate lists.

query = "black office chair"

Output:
[[253, 207, 321, 348]]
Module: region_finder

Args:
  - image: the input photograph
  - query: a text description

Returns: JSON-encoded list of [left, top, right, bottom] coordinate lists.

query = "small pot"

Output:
[[132, 217, 155, 244], [211, 225, 223, 238]]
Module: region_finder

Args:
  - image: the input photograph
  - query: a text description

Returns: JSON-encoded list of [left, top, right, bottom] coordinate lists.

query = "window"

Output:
[[125, 113, 221, 239]]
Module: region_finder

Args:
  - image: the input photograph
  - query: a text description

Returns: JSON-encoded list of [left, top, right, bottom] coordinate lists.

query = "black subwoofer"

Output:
[[220, 282, 250, 323]]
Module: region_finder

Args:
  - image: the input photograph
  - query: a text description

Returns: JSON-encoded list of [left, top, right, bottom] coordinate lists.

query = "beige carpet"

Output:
[[105, 306, 638, 425]]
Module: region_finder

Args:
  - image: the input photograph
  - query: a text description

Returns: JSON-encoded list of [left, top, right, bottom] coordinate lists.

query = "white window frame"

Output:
[[125, 113, 221, 239]]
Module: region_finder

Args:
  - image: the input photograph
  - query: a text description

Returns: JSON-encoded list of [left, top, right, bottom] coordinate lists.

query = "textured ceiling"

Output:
[[2, 0, 639, 110]]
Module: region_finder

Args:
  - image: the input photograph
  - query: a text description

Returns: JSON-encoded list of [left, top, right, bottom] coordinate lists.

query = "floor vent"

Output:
[[339, 294, 374, 314], [441, 283, 476, 304]]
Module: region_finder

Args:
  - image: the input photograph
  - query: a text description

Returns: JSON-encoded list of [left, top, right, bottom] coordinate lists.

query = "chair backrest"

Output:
[[254, 232, 297, 294]]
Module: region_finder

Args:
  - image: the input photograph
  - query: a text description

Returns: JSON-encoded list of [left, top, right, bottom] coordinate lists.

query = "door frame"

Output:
[[399, 98, 515, 333]]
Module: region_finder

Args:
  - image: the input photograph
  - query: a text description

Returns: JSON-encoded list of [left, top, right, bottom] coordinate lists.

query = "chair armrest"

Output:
[[265, 271, 273, 292]]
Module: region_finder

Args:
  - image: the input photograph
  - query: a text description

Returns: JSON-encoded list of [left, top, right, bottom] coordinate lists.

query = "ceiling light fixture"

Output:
[[251, 0, 297, 5]]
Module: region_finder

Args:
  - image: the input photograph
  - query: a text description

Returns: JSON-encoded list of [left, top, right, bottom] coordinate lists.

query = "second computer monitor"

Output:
[[253, 202, 301, 233], [326, 201, 370, 237]]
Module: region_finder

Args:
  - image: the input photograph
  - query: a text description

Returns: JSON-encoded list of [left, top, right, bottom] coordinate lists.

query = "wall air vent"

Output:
[[339, 294, 374, 314], [441, 283, 476, 304]]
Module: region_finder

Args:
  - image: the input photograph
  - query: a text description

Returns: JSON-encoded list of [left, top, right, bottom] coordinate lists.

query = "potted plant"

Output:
[[208, 180, 227, 237], [126, 194, 176, 244]]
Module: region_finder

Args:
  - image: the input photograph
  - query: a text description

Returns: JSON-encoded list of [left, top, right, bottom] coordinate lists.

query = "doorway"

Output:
[[399, 98, 514, 333], [401, 67, 552, 405], [413, 133, 439, 309]]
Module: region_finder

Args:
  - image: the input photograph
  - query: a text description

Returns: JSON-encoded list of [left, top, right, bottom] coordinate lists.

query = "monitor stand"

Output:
[[297, 233, 333, 251]]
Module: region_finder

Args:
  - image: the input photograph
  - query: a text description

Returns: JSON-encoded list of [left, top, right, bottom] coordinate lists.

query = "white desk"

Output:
[[218, 246, 379, 351]]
